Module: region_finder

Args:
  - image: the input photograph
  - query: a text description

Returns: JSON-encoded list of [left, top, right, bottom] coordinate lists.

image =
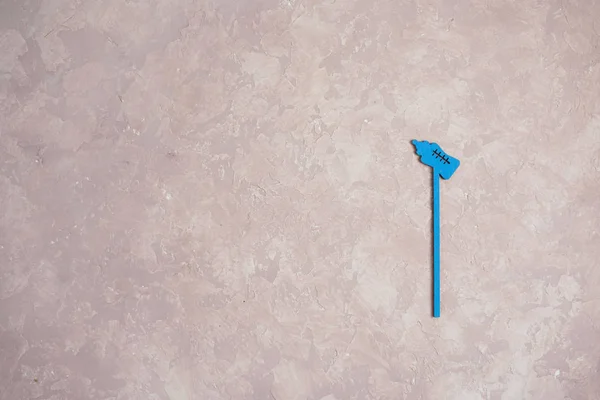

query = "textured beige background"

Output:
[[1, 0, 600, 399]]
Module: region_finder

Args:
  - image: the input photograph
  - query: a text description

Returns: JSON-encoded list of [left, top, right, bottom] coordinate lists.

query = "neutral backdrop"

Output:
[[1, 0, 600, 399]]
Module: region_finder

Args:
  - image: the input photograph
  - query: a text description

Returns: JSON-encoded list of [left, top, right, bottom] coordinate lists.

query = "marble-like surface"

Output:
[[1, 0, 600, 399]]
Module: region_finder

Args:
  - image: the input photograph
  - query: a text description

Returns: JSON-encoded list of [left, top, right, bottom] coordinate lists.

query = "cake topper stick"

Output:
[[411, 140, 460, 318]]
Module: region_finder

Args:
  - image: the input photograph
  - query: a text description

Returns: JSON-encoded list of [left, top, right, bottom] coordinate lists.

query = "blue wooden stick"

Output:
[[412, 140, 460, 318], [432, 168, 441, 317]]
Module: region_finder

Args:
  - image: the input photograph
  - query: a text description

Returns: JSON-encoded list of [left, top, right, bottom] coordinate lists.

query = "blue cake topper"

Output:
[[412, 140, 460, 318]]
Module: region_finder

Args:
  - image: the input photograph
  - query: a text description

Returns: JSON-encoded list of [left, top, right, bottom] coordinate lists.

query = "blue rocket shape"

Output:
[[411, 140, 460, 179]]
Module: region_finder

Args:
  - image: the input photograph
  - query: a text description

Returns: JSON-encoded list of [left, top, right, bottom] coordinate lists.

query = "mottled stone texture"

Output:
[[1, 0, 600, 399]]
